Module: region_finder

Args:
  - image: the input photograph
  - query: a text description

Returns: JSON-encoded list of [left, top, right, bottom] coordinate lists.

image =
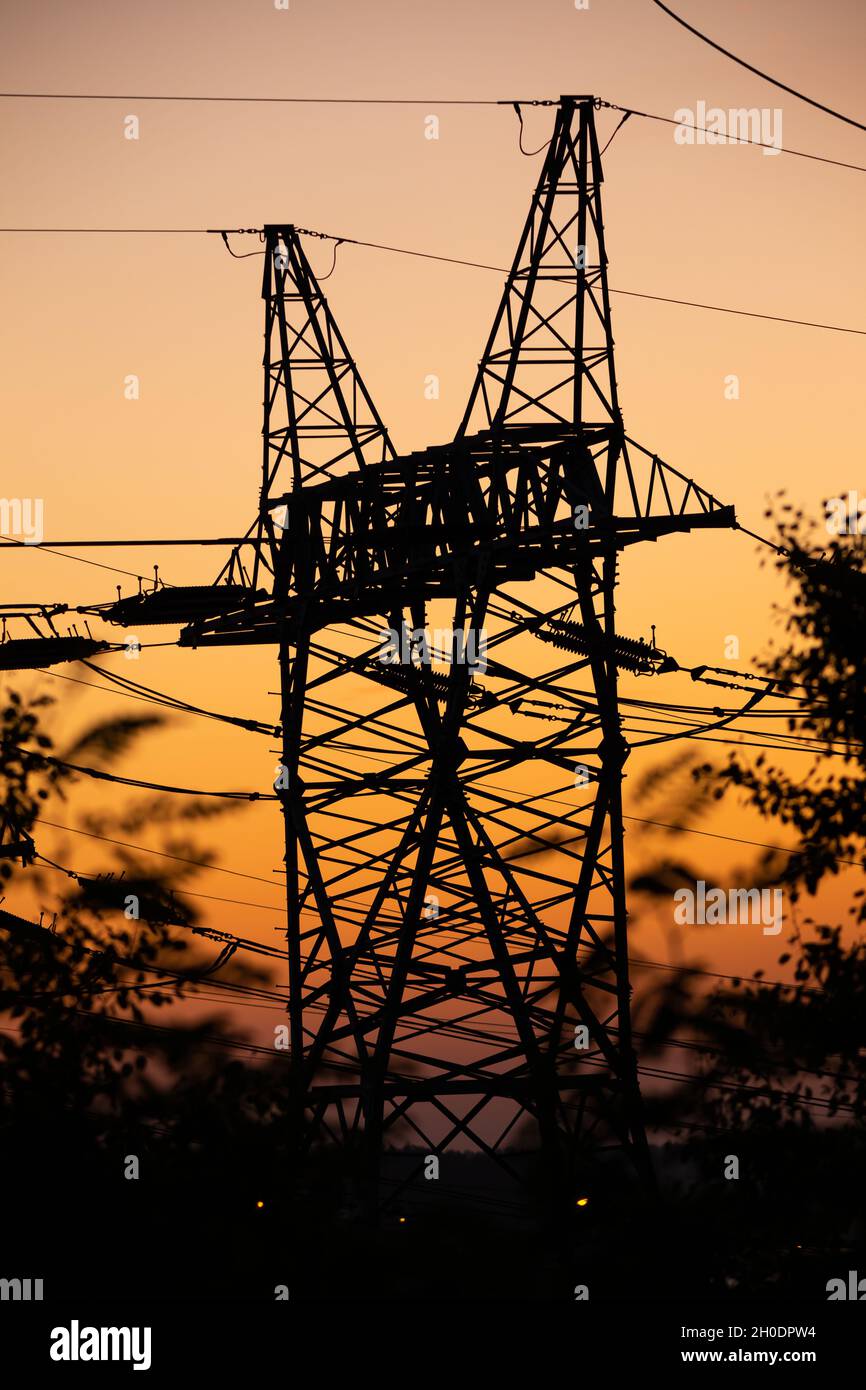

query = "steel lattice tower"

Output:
[[181, 96, 734, 1215]]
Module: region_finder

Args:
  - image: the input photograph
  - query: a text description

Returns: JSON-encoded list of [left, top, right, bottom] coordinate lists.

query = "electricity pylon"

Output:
[[181, 95, 734, 1215]]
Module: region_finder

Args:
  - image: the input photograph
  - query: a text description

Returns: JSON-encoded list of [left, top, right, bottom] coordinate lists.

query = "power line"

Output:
[[76, 659, 277, 735], [0, 536, 254, 547], [0, 224, 860, 334], [11, 850, 831, 1007], [0, 228, 208, 233], [53, 993, 866, 1114], [476, 774, 861, 873], [26, 807, 840, 1000], [34, 816, 414, 925], [35, 854, 286, 917], [78, 651, 849, 762], [0, 535, 153, 582], [623, 813, 863, 869], [14, 742, 277, 801], [1, 1008, 850, 1119], [10, 583, 821, 866], [16, 592, 827, 735], [601, 99, 866, 174], [35, 815, 285, 890], [29, 664, 277, 741], [601, 285, 866, 336], [19, 642, 836, 882], [0, 92, 510, 106], [1, 86, 861, 172], [288, 228, 866, 337], [652, 1, 866, 134]]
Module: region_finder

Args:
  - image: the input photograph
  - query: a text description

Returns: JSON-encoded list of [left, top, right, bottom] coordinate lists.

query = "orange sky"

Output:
[[1, 0, 865, 1037]]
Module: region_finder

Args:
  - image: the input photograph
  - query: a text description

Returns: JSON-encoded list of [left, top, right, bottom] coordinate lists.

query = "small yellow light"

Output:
[[576, 1196, 589, 1208], [256, 1200, 265, 1209], [399, 1216, 407, 1224]]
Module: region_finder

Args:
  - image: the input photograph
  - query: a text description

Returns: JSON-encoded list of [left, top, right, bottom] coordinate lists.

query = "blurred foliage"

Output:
[[0, 688, 304, 1296], [709, 495, 866, 907], [629, 500, 866, 1142]]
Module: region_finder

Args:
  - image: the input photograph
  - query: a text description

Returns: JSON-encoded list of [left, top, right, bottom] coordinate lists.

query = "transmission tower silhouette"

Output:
[[179, 94, 735, 1215]]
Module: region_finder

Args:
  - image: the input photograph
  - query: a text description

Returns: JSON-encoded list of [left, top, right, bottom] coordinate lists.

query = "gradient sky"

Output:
[[1, 0, 864, 1034]]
